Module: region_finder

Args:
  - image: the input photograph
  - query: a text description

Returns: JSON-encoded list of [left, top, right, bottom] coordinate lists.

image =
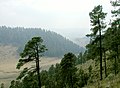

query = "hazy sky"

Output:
[[0, 0, 112, 38]]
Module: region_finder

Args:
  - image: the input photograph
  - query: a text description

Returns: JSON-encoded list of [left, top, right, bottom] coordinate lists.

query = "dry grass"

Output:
[[0, 45, 61, 88]]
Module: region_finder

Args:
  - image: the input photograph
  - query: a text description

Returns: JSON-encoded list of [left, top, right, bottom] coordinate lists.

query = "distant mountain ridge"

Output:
[[0, 26, 84, 57]]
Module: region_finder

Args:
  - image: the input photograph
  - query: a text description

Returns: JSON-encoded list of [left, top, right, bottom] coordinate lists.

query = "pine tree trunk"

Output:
[[115, 57, 117, 75], [70, 75, 73, 88], [103, 50, 107, 77], [36, 46, 41, 88], [114, 45, 119, 75], [98, 18, 102, 80], [117, 45, 119, 62]]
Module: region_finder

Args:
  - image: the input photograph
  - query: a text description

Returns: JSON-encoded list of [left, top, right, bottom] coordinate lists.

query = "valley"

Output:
[[0, 45, 61, 88]]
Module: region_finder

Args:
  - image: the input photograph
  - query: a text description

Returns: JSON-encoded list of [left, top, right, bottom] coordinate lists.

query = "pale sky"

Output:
[[0, 0, 112, 39]]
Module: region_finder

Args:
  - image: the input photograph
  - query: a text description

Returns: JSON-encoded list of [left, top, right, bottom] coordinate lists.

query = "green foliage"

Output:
[[11, 52, 82, 88], [105, 73, 115, 81], [38, 53, 80, 88], [10, 74, 38, 88], [76, 52, 83, 65], [103, 0, 120, 75], [77, 68, 89, 88], [48, 65, 55, 76], [40, 70, 48, 86], [88, 5, 107, 59], [86, 5, 107, 62], [15, 37, 47, 88], [111, 0, 120, 17], [9, 80, 22, 88], [76, 52, 88, 65], [60, 53, 78, 88], [88, 65, 92, 76], [17, 37, 47, 69], [89, 5, 107, 33], [21, 74, 38, 88], [41, 64, 61, 88], [87, 5, 107, 80]]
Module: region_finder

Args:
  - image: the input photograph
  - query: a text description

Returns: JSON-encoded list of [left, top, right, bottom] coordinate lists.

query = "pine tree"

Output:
[[60, 53, 78, 88], [16, 37, 47, 88], [89, 5, 107, 80]]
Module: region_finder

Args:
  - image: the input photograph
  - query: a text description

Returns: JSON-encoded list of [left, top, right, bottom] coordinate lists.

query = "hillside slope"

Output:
[[0, 45, 61, 88], [77, 59, 120, 88], [0, 26, 84, 57]]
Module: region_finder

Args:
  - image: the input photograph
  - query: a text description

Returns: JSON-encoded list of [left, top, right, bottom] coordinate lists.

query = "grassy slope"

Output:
[[77, 59, 120, 88]]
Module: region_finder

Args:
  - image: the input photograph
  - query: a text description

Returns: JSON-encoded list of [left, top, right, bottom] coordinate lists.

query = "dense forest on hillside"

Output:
[[0, 26, 84, 57]]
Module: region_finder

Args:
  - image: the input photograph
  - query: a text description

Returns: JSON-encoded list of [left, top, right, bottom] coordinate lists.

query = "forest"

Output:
[[0, 0, 120, 88], [0, 26, 84, 57]]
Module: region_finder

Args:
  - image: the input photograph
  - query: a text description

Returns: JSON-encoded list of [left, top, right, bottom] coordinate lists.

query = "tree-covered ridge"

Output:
[[0, 26, 84, 57]]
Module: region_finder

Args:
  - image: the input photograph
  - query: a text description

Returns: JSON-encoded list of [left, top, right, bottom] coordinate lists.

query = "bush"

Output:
[[105, 73, 115, 81]]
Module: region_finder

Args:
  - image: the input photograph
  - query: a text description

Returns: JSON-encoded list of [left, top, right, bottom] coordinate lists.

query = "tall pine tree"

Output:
[[89, 5, 107, 80], [17, 37, 47, 88]]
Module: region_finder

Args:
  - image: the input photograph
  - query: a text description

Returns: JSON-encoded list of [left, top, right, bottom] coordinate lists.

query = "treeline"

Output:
[[0, 26, 84, 57], [9, 53, 89, 88]]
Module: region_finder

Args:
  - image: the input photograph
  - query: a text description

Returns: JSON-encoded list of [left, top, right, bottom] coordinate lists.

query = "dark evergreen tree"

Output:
[[16, 37, 47, 88], [9, 80, 22, 88], [40, 70, 48, 87], [89, 5, 107, 80], [60, 53, 78, 88], [54, 63, 63, 88]]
